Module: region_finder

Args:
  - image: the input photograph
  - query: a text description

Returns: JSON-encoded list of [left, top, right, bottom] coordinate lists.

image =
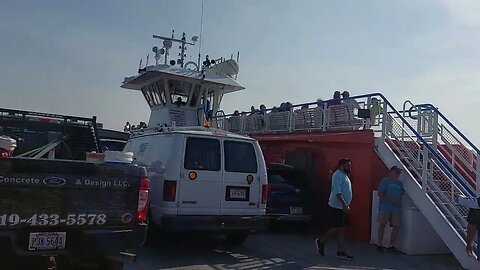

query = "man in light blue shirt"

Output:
[[376, 166, 404, 253], [316, 158, 353, 259]]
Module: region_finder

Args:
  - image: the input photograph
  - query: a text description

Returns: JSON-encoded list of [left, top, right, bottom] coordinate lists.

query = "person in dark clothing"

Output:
[[458, 195, 480, 257], [327, 91, 342, 107], [466, 208, 480, 257]]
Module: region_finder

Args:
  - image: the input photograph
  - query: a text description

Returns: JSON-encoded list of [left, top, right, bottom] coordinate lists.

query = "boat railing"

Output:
[[212, 96, 377, 135]]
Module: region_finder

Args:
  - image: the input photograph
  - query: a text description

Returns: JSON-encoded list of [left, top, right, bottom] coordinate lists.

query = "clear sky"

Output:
[[1, 0, 479, 143]]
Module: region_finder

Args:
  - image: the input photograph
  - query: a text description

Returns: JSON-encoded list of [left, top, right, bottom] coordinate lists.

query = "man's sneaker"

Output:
[[315, 238, 325, 256], [376, 245, 384, 253], [336, 252, 354, 260], [388, 246, 401, 254]]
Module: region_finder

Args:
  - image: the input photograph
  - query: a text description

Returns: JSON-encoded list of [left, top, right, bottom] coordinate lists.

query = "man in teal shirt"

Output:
[[316, 158, 353, 259], [376, 166, 404, 253]]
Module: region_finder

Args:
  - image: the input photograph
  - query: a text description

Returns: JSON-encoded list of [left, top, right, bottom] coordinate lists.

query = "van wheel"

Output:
[[225, 232, 249, 245]]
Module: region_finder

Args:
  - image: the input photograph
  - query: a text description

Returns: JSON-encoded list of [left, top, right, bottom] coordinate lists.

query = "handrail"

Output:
[[374, 93, 475, 196], [402, 100, 418, 120], [414, 103, 479, 156]]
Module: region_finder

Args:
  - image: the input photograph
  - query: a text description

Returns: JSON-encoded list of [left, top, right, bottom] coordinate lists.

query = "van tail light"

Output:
[[163, 180, 177, 202], [137, 177, 150, 222], [261, 184, 269, 204]]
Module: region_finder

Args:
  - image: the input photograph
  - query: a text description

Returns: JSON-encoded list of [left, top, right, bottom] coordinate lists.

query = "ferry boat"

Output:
[[122, 31, 479, 269]]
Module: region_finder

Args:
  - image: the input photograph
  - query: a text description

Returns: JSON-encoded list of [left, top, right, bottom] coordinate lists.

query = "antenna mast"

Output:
[[197, 0, 204, 71], [153, 30, 196, 67]]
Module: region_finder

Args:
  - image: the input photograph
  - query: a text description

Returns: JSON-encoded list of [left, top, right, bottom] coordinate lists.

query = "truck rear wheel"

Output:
[[97, 257, 124, 270], [225, 232, 249, 245]]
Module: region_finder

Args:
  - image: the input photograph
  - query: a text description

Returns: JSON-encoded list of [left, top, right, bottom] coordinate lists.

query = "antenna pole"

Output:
[[197, 0, 204, 71]]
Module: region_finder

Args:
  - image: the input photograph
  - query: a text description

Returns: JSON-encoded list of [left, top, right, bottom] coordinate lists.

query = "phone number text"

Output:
[[0, 214, 107, 226]]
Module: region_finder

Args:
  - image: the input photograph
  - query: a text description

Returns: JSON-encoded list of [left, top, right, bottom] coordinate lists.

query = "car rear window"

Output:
[[224, 141, 257, 173], [184, 137, 220, 171], [267, 173, 288, 184]]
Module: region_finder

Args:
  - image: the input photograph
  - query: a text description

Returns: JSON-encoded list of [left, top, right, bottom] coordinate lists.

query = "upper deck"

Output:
[[212, 94, 380, 135]]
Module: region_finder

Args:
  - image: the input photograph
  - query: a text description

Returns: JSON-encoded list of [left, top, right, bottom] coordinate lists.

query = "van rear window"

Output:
[[184, 137, 220, 171], [224, 141, 257, 173]]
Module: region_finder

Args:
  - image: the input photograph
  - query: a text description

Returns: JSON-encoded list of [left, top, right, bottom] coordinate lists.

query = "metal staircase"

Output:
[[215, 93, 479, 269], [374, 96, 478, 269]]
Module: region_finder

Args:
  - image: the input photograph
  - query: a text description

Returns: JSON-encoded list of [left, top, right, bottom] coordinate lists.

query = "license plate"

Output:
[[28, 232, 66, 251], [230, 188, 247, 199], [290, 207, 303, 215]]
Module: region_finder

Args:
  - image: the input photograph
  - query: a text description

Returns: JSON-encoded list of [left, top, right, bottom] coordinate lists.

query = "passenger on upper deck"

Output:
[[285, 102, 293, 112], [270, 106, 279, 113], [370, 98, 383, 125], [341, 91, 360, 109], [259, 104, 267, 115], [250, 106, 259, 115], [316, 99, 325, 108], [124, 122, 131, 132], [327, 91, 342, 107]]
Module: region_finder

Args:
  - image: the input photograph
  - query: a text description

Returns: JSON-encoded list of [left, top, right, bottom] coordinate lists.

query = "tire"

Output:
[[97, 257, 124, 270], [225, 232, 249, 245]]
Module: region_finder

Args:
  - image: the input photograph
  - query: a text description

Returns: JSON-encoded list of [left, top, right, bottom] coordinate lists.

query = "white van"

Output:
[[124, 126, 268, 243]]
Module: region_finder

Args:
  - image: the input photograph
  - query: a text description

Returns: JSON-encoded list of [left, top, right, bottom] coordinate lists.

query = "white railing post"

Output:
[[432, 111, 439, 150], [262, 114, 266, 133], [451, 174, 455, 202], [380, 99, 388, 142], [365, 97, 372, 130], [422, 146, 429, 194], [322, 103, 328, 132], [265, 114, 270, 132], [289, 110, 293, 133], [417, 109, 423, 138], [240, 115, 245, 135]]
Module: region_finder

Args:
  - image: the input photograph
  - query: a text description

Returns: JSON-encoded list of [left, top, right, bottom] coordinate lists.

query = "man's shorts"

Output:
[[329, 206, 348, 228], [377, 211, 400, 227]]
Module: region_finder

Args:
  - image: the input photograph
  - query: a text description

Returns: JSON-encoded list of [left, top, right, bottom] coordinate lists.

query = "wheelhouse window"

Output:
[[141, 86, 154, 108], [152, 79, 167, 105], [141, 79, 167, 107], [168, 80, 192, 106], [189, 84, 201, 107], [184, 137, 220, 171], [224, 141, 257, 173]]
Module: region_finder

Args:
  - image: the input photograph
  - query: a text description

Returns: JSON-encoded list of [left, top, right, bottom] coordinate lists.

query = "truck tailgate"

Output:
[[0, 158, 143, 229]]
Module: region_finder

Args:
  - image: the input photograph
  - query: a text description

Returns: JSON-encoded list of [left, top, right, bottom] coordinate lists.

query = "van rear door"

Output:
[[178, 136, 222, 215], [221, 139, 262, 215]]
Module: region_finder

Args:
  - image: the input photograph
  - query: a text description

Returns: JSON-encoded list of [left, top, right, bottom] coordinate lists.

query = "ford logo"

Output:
[[121, 213, 133, 224], [43, 177, 67, 187]]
